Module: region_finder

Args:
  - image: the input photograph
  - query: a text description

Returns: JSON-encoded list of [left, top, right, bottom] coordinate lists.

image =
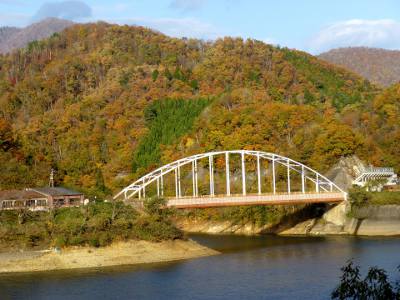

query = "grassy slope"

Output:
[[369, 191, 400, 205]]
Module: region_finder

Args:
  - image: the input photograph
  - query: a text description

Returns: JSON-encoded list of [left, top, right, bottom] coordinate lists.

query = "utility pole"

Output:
[[49, 168, 55, 188]]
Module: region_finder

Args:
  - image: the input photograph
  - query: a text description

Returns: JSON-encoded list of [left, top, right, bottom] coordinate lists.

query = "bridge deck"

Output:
[[166, 192, 345, 208]]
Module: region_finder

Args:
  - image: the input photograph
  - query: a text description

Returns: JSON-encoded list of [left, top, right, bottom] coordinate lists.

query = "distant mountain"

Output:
[[319, 47, 400, 87], [0, 18, 73, 54], [0, 26, 21, 45]]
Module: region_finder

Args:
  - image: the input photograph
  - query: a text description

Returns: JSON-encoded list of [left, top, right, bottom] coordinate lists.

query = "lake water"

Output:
[[1, 234, 399, 300]]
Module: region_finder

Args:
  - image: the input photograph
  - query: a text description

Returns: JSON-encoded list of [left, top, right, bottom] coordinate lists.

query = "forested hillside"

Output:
[[319, 47, 400, 87], [0, 22, 397, 197]]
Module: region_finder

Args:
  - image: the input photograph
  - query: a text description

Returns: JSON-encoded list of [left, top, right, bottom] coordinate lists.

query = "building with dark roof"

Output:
[[0, 187, 84, 210]]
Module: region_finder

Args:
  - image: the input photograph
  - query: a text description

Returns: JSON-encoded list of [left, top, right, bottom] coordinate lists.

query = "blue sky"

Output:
[[1, 0, 400, 53]]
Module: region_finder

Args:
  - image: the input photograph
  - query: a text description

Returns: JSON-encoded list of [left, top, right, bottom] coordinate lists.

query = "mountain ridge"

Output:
[[0, 26, 21, 46], [0, 18, 73, 54], [319, 47, 400, 87]]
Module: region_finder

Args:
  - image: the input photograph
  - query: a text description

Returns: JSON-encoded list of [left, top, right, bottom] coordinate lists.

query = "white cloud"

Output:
[[31, 0, 92, 22], [111, 17, 221, 40], [262, 37, 275, 45], [309, 19, 400, 54]]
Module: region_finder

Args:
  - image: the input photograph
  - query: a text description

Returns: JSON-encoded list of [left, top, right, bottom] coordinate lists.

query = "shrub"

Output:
[[134, 215, 183, 241], [0, 210, 19, 225], [89, 237, 100, 248], [24, 224, 46, 247], [86, 214, 111, 231], [348, 186, 371, 207], [69, 235, 84, 246], [0, 201, 182, 249], [176, 205, 302, 227], [144, 197, 167, 215], [97, 232, 112, 247], [54, 236, 67, 248], [332, 261, 400, 299]]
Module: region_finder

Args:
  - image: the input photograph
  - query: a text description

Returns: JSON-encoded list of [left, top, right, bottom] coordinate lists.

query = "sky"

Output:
[[1, 0, 400, 54]]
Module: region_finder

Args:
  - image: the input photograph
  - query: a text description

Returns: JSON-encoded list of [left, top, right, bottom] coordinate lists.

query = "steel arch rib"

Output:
[[114, 150, 345, 200]]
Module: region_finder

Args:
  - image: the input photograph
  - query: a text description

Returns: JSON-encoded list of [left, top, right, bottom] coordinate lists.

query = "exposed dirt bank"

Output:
[[0, 239, 218, 274]]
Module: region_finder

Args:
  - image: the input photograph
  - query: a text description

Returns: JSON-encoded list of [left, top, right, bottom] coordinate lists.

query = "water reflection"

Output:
[[0, 235, 399, 300]]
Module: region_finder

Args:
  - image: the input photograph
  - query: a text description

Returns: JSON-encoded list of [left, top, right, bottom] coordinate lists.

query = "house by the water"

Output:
[[0, 187, 84, 211]]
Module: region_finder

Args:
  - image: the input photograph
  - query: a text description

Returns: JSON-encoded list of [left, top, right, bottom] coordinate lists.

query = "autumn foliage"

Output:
[[0, 22, 397, 196]]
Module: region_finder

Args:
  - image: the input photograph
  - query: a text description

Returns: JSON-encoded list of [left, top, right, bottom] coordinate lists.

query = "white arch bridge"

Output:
[[114, 150, 347, 208]]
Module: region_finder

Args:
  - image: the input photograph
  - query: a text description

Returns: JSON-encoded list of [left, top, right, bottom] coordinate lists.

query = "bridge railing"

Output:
[[362, 167, 394, 173], [162, 191, 341, 200], [115, 150, 346, 202]]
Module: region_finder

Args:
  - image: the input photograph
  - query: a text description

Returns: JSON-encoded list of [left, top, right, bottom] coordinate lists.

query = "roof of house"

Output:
[[0, 189, 45, 201], [29, 187, 83, 197], [0, 187, 83, 201]]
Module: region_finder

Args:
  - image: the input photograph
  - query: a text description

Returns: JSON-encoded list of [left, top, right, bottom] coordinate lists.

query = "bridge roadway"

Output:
[[127, 192, 345, 209]]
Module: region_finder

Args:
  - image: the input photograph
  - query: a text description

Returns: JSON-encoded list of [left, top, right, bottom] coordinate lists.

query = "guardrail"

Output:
[[166, 192, 345, 208], [360, 167, 394, 173]]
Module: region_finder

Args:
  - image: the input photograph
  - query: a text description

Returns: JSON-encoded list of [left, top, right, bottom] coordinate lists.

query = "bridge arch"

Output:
[[114, 150, 346, 206]]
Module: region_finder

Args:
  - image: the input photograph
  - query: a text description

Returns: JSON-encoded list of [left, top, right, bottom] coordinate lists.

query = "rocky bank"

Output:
[[281, 203, 400, 236], [175, 203, 400, 236]]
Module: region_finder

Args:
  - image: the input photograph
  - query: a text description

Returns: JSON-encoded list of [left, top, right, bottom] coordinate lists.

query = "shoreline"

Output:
[[0, 239, 219, 274], [177, 220, 400, 237]]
